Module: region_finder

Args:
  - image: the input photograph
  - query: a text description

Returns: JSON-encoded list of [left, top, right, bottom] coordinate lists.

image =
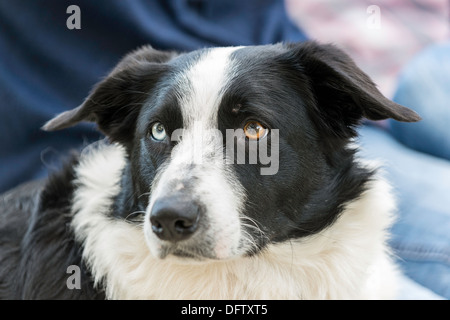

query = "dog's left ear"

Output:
[[287, 41, 421, 138], [43, 45, 177, 146]]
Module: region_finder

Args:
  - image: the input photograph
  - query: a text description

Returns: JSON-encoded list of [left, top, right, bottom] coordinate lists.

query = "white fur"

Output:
[[177, 46, 241, 127], [72, 143, 399, 299]]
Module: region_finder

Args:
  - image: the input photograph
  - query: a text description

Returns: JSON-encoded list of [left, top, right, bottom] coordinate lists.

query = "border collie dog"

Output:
[[0, 41, 420, 299]]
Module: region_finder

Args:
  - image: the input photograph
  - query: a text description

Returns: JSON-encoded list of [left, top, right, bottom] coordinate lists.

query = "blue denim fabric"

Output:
[[389, 42, 450, 161], [380, 42, 450, 299], [397, 274, 444, 300], [358, 125, 450, 299]]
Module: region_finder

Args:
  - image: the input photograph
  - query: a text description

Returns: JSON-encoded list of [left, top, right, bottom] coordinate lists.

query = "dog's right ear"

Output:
[[42, 46, 176, 146]]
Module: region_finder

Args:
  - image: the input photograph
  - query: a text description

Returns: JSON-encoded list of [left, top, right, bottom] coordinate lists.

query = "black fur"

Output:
[[0, 155, 104, 299], [0, 41, 420, 299]]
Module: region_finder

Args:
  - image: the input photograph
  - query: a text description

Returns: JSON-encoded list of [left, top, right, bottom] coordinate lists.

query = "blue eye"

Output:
[[150, 122, 167, 141]]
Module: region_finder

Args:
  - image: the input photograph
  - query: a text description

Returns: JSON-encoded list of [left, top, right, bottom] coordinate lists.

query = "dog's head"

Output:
[[44, 41, 420, 260]]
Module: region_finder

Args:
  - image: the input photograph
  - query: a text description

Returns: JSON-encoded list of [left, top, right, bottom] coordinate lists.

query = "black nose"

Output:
[[150, 197, 201, 242]]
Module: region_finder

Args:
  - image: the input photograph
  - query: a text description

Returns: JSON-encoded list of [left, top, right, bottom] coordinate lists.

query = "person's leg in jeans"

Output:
[[358, 125, 450, 299], [358, 43, 450, 299], [389, 42, 450, 160]]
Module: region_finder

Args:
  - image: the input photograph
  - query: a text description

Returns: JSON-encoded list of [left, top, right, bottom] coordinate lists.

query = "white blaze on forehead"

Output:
[[168, 46, 241, 168], [178, 46, 241, 128], [145, 47, 252, 259]]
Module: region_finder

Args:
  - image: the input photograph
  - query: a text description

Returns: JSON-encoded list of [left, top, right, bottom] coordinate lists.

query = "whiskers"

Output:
[[239, 215, 270, 253], [138, 192, 151, 199], [123, 192, 152, 223], [124, 210, 146, 223]]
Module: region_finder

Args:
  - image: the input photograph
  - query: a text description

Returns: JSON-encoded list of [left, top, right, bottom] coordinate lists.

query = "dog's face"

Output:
[[44, 42, 419, 261]]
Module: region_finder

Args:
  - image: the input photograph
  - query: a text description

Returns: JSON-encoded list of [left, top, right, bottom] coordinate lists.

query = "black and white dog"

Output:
[[0, 41, 420, 299]]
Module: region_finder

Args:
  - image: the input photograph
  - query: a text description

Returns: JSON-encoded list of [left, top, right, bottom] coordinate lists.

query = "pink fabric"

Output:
[[286, 0, 449, 98]]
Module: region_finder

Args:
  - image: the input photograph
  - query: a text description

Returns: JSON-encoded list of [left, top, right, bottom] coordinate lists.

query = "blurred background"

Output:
[[287, 0, 449, 98]]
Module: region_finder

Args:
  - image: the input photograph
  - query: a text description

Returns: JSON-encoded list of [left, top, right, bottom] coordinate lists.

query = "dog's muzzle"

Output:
[[144, 156, 246, 260]]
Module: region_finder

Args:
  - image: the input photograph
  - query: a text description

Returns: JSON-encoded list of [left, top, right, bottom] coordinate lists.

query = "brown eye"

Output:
[[243, 121, 268, 140]]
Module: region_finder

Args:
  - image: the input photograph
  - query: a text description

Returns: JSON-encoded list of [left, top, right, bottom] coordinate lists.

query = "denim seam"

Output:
[[393, 245, 450, 265]]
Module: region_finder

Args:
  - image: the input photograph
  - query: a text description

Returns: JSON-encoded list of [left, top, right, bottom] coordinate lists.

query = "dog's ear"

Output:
[[42, 45, 176, 145], [287, 41, 420, 138]]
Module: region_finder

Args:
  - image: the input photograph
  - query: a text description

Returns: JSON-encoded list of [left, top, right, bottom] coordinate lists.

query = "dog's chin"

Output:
[[151, 244, 214, 262], [147, 242, 235, 263], [144, 232, 245, 263]]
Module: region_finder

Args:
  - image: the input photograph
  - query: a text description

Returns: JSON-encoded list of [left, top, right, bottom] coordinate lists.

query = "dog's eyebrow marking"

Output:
[[231, 104, 242, 115]]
